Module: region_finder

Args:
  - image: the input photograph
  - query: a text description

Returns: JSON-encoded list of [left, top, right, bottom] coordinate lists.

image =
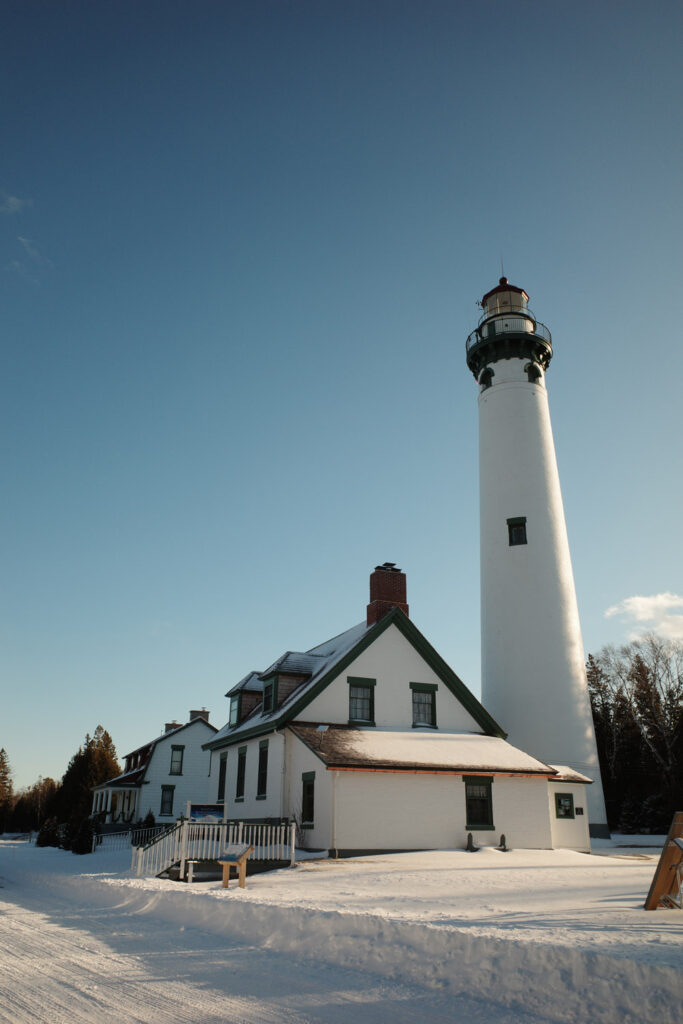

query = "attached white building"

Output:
[[92, 711, 216, 825], [204, 565, 591, 854]]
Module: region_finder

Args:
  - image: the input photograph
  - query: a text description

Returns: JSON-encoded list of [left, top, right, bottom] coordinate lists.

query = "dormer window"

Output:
[[229, 695, 240, 727], [262, 677, 276, 713]]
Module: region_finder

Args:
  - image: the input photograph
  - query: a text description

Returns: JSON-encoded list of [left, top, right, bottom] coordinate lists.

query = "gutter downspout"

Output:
[[330, 769, 337, 857]]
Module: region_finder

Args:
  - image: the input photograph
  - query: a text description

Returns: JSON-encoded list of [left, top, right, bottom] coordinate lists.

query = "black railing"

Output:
[[466, 318, 552, 355]]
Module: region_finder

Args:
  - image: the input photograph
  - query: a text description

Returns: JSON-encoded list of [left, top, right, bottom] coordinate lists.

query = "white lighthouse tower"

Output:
[[466, 278, 609, 837]]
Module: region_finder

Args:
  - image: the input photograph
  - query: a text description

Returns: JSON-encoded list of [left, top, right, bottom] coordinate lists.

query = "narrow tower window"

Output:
[[507, 517, 527, 546], [525, 362, 542, 385]]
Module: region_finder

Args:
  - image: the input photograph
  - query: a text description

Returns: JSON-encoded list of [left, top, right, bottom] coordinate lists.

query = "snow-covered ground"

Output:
[[0, 838, 681, 1024]]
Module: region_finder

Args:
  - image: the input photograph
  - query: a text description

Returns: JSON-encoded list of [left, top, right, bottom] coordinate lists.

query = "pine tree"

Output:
[[55, 727, 121, 824], [587, 636, 683, 830], [0, 749, 13, 833]]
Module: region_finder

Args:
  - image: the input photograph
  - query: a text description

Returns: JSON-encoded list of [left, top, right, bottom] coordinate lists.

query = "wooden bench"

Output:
[[218, 844, 254, 889]]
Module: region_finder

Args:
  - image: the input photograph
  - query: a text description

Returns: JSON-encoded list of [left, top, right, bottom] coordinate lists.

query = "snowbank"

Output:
[[1, 841, 681, 1024]]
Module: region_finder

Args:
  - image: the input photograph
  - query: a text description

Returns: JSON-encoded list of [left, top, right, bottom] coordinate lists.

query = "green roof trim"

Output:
[[204, 607, 507, 750]]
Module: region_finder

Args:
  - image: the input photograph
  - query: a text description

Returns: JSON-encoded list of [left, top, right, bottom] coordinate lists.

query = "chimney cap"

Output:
[[374, 562, 400, 572]]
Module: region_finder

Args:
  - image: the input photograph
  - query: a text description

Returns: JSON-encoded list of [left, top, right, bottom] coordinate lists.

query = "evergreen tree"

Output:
[[0, 749, 13, 833], [10, 776, 59, 831], [587, 636, 683, 830], [55, 726, 120, 824]]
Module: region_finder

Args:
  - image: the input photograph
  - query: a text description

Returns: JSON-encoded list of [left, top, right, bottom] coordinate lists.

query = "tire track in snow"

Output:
[[0, 893, 541, 1024]]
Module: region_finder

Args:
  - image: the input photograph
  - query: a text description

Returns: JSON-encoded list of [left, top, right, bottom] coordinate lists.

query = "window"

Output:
[[555, 792, 575, 819], [348, 676, 376, 724], [169, 745, 184, 775], [160, 785, 175, 817], [235, 746, 246, 801], [507, 516, 527, 546], [410, 682, 437, 728], [464, 776, 493, 830], [262, 677, 276, 713], [217, 752, 227, 802], [302, 772, 315, 828], [257, 740, 268, 799], [229, 695, 240, 727]]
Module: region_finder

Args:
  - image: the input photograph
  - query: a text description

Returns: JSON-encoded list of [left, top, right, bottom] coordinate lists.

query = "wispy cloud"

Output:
[[605, 593, 683, 641], [18, 236, 42, 261], [1, 193, 31, 215], [6, 236, 52, 282]]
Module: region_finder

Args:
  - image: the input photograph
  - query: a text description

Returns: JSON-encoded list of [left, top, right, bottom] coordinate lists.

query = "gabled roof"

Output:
[[96, 716, 218, 791], [289, 723, 554, 776], [125, 716, 217, 760], [204, 608, 505, 751]]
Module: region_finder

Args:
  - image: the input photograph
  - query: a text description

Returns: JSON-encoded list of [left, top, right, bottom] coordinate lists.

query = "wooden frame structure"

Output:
[[218, 843, 254, 889]]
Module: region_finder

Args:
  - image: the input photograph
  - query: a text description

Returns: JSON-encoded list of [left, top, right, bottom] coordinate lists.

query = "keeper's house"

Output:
[[204, 565, 591, 854], [92, 711, 216, 825]]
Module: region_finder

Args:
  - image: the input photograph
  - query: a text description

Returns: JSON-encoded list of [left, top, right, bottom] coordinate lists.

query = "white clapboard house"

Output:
[[92, 711, 216, 825], [204, 566, 591, 854]]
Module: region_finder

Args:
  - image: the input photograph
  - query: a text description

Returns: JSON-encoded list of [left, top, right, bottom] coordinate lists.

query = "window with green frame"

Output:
[[229, 695, 240, 727], [348, 677, 376, 724], [555, 792, 575, 819], [235, 746, 247, 801], [464, 776, 493, 830], [256, 740, 268, 799], [301, 771, 315, 828], [410, 682, 437, 728]]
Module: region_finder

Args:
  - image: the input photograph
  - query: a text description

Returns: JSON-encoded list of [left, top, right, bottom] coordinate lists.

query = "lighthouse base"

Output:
[[589, 823, 611, 839]]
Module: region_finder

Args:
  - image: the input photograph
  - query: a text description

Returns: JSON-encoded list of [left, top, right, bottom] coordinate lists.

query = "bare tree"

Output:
[[590, 635, 683, 807]]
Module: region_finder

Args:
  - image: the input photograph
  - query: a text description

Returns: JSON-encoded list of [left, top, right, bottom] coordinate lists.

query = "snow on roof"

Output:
[[93, 766, 146, 790], [209, 621, 371, 747], [259, 651, 327, 678], [289, 724, 555, 775], [547, 765, 593, 784], [226, 671, 264, 697], [306, 620, 369, 658]]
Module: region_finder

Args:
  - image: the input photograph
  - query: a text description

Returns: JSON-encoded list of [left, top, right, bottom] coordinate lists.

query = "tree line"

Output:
[[0, 726, 120, 852], [587, 634, 683, 833]]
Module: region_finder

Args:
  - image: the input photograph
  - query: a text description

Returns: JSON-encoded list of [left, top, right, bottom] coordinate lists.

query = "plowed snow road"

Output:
[[0, 874, 541, 1024]]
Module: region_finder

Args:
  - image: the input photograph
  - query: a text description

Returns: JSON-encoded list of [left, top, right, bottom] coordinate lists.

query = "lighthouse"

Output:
[[466, 278, 609, 837]]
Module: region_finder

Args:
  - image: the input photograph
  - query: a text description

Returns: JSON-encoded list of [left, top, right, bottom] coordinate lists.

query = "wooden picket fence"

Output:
[[131, 820, 297, 878]]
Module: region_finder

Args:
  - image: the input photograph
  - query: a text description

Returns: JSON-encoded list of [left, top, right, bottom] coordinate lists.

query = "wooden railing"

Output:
[[132, 820, 297, 878]]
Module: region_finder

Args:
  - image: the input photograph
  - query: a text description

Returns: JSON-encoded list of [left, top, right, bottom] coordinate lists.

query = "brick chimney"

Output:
[[366, 562, 409, 626], [164, 721, 182, 734], [189, 709, 210, 723]]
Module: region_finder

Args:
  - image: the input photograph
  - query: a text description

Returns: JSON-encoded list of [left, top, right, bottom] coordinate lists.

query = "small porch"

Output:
[[92, 781, 140, 826]]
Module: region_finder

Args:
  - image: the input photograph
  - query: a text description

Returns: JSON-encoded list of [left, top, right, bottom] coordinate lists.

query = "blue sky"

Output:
[[2, 1, 682, 790]]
